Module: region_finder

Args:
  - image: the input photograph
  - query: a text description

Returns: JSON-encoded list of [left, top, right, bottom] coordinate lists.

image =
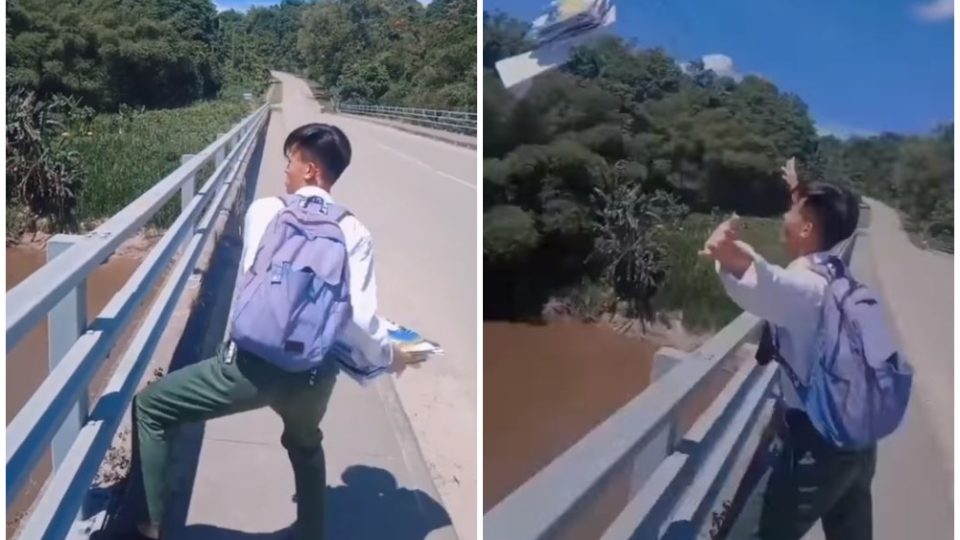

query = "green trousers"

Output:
[[132, 345, 337, 539], [754, 410, 877, 540]]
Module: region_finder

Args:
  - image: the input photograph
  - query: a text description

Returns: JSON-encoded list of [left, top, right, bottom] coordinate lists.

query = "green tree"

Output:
[[297, 0, 475, 109]]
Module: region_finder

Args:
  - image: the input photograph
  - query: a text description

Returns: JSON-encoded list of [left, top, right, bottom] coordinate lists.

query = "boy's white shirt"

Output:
[[716, 241, 829, 410], [240, 185, 394, 374]]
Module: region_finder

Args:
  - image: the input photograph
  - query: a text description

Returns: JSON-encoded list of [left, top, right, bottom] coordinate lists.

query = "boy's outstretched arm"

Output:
[[699, 216, 825, 327]]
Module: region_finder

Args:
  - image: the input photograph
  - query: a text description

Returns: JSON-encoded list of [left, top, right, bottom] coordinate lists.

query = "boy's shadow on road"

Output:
[[182, 465, 453, 540]]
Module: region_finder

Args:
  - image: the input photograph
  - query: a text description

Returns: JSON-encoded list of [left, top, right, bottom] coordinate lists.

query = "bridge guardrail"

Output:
[[484, 232, 859, 540], [7, 104, 270, 539], [335, 103, 477, 135]]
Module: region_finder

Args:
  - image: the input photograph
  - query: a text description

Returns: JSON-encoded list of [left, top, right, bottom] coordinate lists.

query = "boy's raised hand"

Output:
[[782, 157, 799, 191], [699, 214, 741, 258], [699, 214, 753, 278]]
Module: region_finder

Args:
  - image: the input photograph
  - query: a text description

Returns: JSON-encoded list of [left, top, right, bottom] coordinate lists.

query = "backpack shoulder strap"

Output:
[[811, 255, 847, 282], [326, 202, 353, 223], [278, 194, 299, 208]]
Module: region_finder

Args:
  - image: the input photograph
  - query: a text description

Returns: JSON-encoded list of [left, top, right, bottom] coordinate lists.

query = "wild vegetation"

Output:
[[483, 12, 953, 329]]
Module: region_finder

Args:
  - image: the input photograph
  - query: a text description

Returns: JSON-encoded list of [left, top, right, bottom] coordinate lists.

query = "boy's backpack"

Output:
[[230, 195, 353, 372], [773, 255, 913, 449]]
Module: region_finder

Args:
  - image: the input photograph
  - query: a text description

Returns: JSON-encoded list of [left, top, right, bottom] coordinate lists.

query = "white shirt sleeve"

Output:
[[337, 216, 394, 371], [241, 197, 284, 274], [717, 241, 826, 328]]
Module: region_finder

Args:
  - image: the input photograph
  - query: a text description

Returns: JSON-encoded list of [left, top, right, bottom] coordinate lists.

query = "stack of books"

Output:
[[387, 320, 444, 362], [531, 0, 615, 46], [495, 0, 616, 91]]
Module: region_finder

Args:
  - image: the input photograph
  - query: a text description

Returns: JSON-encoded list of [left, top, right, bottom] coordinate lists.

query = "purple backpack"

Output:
[[230, 195, 353, 372], [774, 256, 913, 449]]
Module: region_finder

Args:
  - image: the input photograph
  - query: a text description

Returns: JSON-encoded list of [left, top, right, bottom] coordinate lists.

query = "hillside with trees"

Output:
[[299, 0, 476, 108], [483, 12, 953, 325], [8, 0, 224, 110], [7, 0, 476, 239]]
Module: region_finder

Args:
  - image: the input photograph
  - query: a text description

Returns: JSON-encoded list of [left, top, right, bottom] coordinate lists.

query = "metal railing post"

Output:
[[215, 133, 227, 166], [46, 235, 88, 469], [180, 154, 196, 214]]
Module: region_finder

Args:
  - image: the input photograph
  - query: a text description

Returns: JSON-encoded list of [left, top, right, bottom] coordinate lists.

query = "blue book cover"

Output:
[[385, 319, 444, 359]]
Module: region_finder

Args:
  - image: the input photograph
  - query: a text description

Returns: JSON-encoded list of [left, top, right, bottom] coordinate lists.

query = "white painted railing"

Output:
[[336, 103, 477, 135], [6, 104, 270, 539]]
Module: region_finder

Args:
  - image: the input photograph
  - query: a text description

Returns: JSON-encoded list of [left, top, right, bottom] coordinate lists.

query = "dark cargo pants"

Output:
[[753, 410, 877, 540], [132, 345, 337, 539]]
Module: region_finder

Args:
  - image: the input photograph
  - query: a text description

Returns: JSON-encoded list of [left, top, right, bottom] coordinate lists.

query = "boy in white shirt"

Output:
[[700, 167, 870, 540], [130, 124, 411, 540]]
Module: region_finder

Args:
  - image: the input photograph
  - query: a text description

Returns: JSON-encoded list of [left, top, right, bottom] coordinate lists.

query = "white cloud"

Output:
[[701, 54, 742, 81], [681, 53, 743, 81], [914, 0, 953, 21]]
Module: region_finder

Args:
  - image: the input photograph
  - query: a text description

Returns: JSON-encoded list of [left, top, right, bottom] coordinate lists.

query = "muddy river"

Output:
[[483, 321, 661, 510], [483, 320, 741, 513]]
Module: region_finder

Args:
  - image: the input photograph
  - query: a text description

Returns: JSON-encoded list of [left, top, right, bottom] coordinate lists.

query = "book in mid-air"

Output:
[[495, 0, 617, 93]]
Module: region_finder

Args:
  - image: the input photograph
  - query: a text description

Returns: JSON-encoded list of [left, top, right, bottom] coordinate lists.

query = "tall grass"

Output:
[[68, 98, 253, 229], [654, 213, 787, 331]]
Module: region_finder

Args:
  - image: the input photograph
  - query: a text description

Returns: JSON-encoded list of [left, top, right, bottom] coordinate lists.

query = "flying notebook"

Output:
[[495, 0, 617, 93]]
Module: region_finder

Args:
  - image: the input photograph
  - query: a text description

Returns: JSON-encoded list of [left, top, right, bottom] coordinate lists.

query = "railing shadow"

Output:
[[160, 122, 268, 532], [103, 121, 268, 537], [181, 465, 453, 540]]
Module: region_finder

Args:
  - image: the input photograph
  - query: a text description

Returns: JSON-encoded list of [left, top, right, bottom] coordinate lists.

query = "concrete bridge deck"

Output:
[[150, 72, 476, 540]]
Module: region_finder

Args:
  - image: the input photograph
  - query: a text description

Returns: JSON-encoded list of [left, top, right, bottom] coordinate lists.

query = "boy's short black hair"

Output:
[[799, 182, 860, 251], [283, 123, 352, 182]]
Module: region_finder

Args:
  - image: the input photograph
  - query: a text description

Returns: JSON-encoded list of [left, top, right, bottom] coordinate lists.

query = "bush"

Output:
[[592, 170, 687, 325], [6, 90, 85, 231], [654, 213, 786, 331], [68, 98, 251, 228], [483, 205, 541, 265]]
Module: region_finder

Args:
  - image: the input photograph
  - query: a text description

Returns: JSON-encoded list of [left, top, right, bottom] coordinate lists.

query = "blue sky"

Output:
[[486, 0, 954, 136]]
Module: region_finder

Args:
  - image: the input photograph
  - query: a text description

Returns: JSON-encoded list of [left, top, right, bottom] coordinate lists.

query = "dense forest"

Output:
[[299, 0, 476, 108], [7, 0, 476, 112], [7, 0, 476, 237], [8, 0, 226, 110], [483, 12, 953, 324]]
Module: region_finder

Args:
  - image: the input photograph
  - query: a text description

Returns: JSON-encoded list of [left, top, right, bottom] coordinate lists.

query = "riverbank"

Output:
[[531, 213, 786, 333], [7, 226, 166, 259]]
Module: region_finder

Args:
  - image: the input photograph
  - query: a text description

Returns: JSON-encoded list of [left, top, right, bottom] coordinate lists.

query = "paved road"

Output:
[[802, 198, 953, 540], [166, 72, 477, 539], [863, 197, 953, 465], [281, 72, 479, 539]]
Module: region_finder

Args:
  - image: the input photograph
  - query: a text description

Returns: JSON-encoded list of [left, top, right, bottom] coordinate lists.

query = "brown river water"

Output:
[[484, 320, 741, 514], [483, 321, 660, 510], [6, 246, 144, 535]]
